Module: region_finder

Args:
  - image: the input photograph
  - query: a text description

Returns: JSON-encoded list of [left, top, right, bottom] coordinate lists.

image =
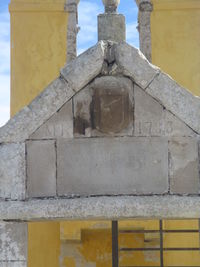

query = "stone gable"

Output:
[[0, 41, 200, 221]]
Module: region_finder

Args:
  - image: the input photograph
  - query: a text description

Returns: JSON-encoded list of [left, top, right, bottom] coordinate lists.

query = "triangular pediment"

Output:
[[0, 41, 200, 221], [0, 41, 199, 144]]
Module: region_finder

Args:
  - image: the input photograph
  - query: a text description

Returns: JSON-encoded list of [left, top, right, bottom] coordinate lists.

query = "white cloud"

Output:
[[126, 22, 139, 48], [0, 105, 9, 127], [78, 1, 102, 54]]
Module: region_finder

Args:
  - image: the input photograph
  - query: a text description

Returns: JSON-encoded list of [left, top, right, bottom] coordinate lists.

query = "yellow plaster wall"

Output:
[[28, 222, 61, 267], [151, 0, 200, 96], [9, 0, 68, 116]]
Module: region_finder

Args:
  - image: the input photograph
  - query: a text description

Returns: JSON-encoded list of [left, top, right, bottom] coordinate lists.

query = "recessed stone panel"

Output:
[[57, 137, 168, 196], [134, 85, 195, 137], [169, 137, 199, 194], [73, 76, 134, 137], [30, 100, 73, 139], [27, 140, 56, 198]]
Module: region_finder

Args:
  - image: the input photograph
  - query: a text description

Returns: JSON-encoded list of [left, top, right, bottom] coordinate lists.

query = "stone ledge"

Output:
[[1, 196, 200, 221]]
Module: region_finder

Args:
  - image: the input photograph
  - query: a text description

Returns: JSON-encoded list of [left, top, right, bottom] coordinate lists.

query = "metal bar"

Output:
[[120, 247, 200, 251], [112, 221, 119, 267], [119, 229, 200, 233], [198, 219, 200, 251], [160, 220, 164, 267]]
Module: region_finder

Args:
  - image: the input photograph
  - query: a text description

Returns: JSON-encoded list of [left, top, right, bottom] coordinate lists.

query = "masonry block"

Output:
[[27, 140, 56, 198], [169, 137, 199, 194], [98, 13, 126, 42], [0, 263, 27, 267], [114, 42, 160, 89], [0, 143, 25, 200], [0, 222, 27, 262], [57, 137, 168, 196], [134, 85, 195, 137], [30, 100, 73, 139]]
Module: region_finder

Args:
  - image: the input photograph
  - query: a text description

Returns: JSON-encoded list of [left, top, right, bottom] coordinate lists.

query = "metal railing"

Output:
[[112, 220, 200, 267]]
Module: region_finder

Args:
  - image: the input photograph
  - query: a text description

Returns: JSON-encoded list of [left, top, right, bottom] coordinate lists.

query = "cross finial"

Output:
[[102, 0, 120, 13]]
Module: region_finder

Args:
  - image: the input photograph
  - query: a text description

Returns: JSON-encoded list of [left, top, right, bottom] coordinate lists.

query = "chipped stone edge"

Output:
[[1, 196, 200, 221]]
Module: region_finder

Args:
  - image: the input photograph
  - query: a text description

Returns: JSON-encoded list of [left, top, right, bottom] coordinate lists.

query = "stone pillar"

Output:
[[98, 0, 126, 42], [136, 0, 153, 62], [0, 222, 28, 266], [65, 0, 80, 61]]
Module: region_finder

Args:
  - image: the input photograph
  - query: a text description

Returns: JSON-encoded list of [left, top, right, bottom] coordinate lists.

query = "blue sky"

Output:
[[0, 0, 139, 126]]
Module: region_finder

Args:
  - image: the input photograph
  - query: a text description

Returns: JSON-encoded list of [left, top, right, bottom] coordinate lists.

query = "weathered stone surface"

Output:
[[73, 85, 92, 137], [134, 85, 195, 137], [0, 143, 25, 200], [114, 42, 160, 89], [0, 222, 27, 261], [30, 100, 73, 139], [146, 72, 200, 134], [74, 76, 134, 137], [0, 262, 27, 267], [135, 0, 151, 6], [64, 0, 79, 61], [138, 1, 153, 62], [98, 14, 126, 42], [27, 140, 56, 198], [169, 137, 199, 194], [57, 137, 168, 196], [2, 196, 200, 221], [61, 41, 107, 92], [0, 78, 74, 143]]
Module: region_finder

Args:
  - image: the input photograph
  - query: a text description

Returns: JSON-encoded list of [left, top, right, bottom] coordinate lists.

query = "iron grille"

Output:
[[112, 220, 200, 267]]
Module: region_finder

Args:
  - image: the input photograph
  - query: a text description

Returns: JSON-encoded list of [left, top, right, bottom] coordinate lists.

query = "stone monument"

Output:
[[1, 0, 200, 265]]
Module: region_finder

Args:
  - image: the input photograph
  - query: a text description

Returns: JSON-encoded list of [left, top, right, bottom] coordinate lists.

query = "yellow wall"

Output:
[[9, 0, 68, 116], [9, 0, 200, 266], [151, 0, 200, 96]]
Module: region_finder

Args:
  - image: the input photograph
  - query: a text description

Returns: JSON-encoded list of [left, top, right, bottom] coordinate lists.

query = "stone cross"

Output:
[[102, 0, 120, 13]]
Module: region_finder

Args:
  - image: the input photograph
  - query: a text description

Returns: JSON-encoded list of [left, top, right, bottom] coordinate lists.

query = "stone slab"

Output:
[[1, 196, 200, 221], [98, 14, 126, 42], [114, 42, 160, 89], [146, 72, 200, 134], [169, 137, 200, 194], [27, 140, 56, 198], [0, 143, 25, 200], [134, 85, 195, 137], [57, 137, 168, 196], [0, 262, 27, 267], [0, 222, 27, 261], [73, 76, 134, 137], [61, 41, 107, 92], [30, 100, 73, 139]]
